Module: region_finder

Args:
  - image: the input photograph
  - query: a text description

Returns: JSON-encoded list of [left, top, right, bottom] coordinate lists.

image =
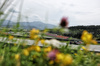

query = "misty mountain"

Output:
[[1, 20, 56, 30]]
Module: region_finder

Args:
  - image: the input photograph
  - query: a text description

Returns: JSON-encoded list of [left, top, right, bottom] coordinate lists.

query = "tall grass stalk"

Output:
[[0, 0, 19, 27], [16, 0, 24, 29]]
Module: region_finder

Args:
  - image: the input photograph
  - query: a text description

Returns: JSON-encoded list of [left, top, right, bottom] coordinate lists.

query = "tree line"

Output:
[[48, 25, 100, 40]]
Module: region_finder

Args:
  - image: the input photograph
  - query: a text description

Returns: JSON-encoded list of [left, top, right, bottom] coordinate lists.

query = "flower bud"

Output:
[[60, 17, 69, 28]]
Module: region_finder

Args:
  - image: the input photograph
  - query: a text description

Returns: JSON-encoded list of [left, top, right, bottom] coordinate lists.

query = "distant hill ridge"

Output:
[[1, 20, 56, 30]]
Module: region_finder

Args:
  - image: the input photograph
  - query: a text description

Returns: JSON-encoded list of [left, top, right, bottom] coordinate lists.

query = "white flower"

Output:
[[45, 40, 51, 44], [45, 39, 63, 48], [50, 39, 61, 48]]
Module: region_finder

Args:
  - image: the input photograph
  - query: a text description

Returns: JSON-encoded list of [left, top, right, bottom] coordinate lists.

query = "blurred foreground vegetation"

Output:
[[0, 0, 100, 66]]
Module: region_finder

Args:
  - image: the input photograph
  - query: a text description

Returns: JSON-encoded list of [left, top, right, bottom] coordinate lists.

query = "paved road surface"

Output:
[[0, 37, 100, 52]]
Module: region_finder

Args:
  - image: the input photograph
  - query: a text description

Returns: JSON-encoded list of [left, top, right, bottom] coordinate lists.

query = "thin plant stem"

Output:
[[16, 0, 24, 29]]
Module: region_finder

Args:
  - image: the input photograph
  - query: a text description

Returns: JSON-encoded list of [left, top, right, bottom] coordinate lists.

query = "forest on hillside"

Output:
[[48, 25, 100, 40]]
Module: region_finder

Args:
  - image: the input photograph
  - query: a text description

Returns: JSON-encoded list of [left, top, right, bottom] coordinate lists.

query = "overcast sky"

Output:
[[13, 0, 100, 26]]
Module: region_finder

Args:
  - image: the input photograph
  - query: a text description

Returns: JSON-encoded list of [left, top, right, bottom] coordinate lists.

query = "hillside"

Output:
[[1, 20, 56, 30]]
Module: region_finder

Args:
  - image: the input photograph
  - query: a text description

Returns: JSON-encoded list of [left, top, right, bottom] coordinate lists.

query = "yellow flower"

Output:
[[62, 54, 73, 65], [49, 60, 54, 65], [9, 36, 14, 40], [81, 30, 97, 44], [40, 39, 45, 44], [34, 46, 41, 52], [44, 46, 52, 52], [86, 33, 92, 41], [35, 30, 40, 34], [30, 35, 39, 39], [91, 40, 98, 44], [15, 54, 20, 60], [81, 31, 92, 44], [55, 53, 64, 63], [30, 28, 40, 39], [30, 28, 39, 34], [22, 49, 29, 56], [34, 35, 39, 39], [82, 30, 88, 36], [82, 46, 87, 51], [27, 45, 35, 51], [30, 28, 37, 34], [74, 53, 77, 55]]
